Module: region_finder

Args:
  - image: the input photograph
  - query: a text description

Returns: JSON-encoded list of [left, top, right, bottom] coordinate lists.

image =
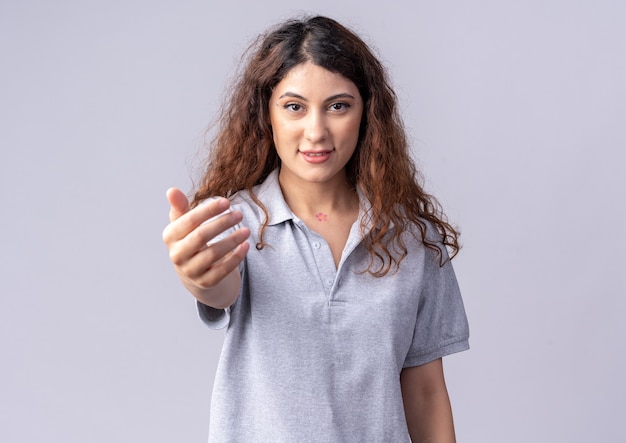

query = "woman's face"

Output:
[[269, 61, 363, 187]]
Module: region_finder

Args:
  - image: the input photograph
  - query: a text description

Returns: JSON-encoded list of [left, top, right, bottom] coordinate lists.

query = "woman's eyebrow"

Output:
[[277, 92, 356, 101], [278, 92, 307, 101], [325, 93, 356, 102]]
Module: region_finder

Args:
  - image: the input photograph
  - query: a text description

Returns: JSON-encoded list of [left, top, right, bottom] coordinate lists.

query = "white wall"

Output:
[[2, 1, 624, 442]]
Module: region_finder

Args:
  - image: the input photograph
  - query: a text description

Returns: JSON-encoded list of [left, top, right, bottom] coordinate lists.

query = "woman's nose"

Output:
[[303, 112, 328, 142]]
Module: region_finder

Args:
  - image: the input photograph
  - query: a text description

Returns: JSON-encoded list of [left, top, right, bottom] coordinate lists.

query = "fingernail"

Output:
[[232, 211, 243, 222]]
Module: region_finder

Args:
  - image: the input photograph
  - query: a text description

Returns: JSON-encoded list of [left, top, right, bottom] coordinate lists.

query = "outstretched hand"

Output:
[[162, 188, 250, 307]]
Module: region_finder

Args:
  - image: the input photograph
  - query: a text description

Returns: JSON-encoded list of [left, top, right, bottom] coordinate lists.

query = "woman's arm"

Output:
[[162, 188, 249, 309], [400, 358, 456, 443]]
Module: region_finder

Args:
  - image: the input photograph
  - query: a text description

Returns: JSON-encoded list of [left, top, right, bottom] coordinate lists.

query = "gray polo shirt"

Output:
[[198, 170, 469, 442]]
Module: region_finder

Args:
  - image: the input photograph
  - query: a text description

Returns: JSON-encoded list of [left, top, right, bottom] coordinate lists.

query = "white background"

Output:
[[2, 1, 624, 442]]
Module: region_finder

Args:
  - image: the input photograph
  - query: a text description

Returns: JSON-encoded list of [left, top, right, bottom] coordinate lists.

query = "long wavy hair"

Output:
[[192, 15, 460, 276]]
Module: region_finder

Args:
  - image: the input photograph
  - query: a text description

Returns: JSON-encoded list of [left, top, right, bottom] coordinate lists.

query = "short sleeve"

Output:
[[197, 302, 230, 330], [403, 244, 470, 368]]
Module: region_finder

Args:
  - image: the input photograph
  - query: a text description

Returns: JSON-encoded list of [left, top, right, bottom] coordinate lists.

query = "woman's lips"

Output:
[[300, 150, 333, 163]]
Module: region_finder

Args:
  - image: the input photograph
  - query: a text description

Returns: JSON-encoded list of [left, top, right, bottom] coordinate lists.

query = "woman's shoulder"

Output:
[[392, 217, 450, 263], [231, 170, 278, 203], [230, 169, 286, 223]]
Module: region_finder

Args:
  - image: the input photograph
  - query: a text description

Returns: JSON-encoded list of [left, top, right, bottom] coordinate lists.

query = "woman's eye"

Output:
[[285, 103, 303, 112], [329, 103, 350, 111]]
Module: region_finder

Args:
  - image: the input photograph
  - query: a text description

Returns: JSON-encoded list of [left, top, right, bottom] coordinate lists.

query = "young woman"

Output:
[[163, 16, 469, 442]]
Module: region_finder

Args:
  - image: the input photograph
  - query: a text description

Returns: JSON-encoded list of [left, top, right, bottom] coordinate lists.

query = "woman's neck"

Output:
[[278, 169, 359, 221]]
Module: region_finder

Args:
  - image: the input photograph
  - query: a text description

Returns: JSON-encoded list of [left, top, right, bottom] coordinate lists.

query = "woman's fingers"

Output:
[[162, 196, 231, 245], [166, 210, 244, 265], [163, 190, 250, 291], [166, 188, 190, 222], [185, 227, 250, 275], [183, 231, 250, 288]]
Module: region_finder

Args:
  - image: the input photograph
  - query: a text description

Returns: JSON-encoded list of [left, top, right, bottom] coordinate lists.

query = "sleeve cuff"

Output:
[[197, 301, 230, 330], [403, 337, 470, 368]]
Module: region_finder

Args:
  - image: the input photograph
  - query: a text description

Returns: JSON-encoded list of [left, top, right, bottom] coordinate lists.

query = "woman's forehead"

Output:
[[273, 62, 359, 98]]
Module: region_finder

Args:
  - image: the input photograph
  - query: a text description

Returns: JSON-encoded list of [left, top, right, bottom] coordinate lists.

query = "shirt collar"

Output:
[[254, 169, 294, 226], [254, 169, 375, 233]]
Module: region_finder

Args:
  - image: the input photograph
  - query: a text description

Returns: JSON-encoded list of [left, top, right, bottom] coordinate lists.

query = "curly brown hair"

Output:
[[192, 15, 460, 276]]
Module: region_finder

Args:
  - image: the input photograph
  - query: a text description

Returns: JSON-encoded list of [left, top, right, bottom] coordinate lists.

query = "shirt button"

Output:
[[312, 241, 321, 249], [326, 278, 333, 286]]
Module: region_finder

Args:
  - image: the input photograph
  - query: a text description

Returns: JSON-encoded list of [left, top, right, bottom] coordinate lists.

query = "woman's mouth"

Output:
[[300, 150, 333, 163]]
